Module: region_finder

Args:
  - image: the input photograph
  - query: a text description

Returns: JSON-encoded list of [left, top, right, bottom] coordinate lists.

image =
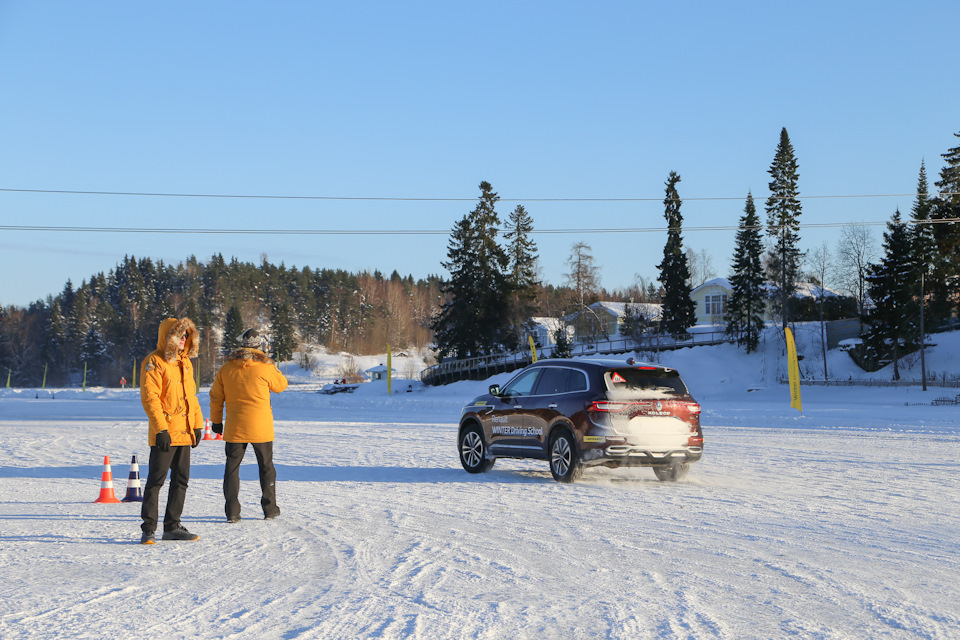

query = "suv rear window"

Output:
[[604, 368, 688, 396]]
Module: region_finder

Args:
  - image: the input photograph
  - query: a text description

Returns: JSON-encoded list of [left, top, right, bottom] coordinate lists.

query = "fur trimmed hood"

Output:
[[226, 347, 274, 365], [157, 317, 200, 362]]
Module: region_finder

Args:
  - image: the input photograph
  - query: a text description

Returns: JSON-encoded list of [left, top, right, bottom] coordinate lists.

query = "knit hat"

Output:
[[238, 328, 264, 350]]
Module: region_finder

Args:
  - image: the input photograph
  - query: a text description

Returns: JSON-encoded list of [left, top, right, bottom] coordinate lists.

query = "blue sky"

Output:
[[1, 1, 958, 307]]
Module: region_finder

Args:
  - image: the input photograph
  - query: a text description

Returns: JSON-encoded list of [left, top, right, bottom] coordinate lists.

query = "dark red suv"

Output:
[[457, 358, 703, 482]]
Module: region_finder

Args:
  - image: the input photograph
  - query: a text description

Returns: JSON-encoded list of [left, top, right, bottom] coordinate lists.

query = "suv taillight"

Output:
[[588, 400, 646, 413]]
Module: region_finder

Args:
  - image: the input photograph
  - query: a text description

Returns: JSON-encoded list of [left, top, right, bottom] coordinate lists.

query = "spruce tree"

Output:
[[41, 301, 66, 379], [270, 301, 296, 363], [910, 162, 943, 330], [726, 193, 766, 352], [432, 216, 479, 359], [222, 305, 244, 356], [431, 182, 511, 358], [657, 171, 696, 336], [765, 127, 804, 330], [864, 210, 921, 380], [503, 204, 540, 346], [551, 324, 573, 358], [931, 131, 960, 324], [79, 322, 110, 385]]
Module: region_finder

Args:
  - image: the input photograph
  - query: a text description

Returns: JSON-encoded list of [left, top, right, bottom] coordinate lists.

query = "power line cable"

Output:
[[0, 187, 956, 202], [2, 218, 957, 236]]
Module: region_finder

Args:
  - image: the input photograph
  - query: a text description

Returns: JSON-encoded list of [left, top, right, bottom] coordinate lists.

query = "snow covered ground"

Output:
[[1, 331, 959, 639]]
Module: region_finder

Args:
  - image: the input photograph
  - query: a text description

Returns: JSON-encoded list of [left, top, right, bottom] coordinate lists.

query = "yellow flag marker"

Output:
[[528, 335, 538, 363], [785, 327, 802, 413]]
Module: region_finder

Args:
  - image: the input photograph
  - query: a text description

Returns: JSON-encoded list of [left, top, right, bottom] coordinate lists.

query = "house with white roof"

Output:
[[565, 301, 662, 342], [364, 364, 396, 381], [691, 277, 844, 327], [520, 317, 569, 347]]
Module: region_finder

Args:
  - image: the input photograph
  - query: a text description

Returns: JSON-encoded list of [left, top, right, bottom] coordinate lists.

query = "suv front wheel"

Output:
[[549, 429, 583, 483], [459, 423, 495, 473]]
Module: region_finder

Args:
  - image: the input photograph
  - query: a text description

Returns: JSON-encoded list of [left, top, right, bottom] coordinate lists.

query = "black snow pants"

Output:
[[223, 441, 278, 520], [141, 445, 191, 534]]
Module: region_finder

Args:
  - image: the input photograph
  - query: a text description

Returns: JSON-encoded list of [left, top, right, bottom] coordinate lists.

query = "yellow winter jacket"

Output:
[[140, 318, 204, 447], [209, 348, 288, 443]]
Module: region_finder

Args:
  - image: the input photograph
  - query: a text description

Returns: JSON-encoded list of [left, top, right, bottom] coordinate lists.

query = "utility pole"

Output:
[[920, 271, 927, 391]]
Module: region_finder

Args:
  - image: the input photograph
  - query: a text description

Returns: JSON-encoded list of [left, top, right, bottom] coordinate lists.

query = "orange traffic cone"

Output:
[[93, 455, 122, 504], [122, 454, 143, 502], [202, 419, 216, 441]]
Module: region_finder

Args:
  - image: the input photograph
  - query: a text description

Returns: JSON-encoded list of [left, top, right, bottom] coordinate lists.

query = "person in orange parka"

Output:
[[209, 328, 288, 523], [139, 317, 204, 544]]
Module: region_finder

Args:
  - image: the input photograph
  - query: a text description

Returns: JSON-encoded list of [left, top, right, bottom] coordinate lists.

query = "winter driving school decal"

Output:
[[491, 426, 543, 437]]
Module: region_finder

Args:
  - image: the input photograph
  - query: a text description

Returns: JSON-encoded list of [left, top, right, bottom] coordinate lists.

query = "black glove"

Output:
[[156, 430, 171, 453], [212, 423, 223, 435], [192, 429, 202, 448]]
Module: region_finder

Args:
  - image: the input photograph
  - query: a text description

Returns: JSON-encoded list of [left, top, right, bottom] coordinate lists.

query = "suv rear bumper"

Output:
[[583, 445, 702, 467]]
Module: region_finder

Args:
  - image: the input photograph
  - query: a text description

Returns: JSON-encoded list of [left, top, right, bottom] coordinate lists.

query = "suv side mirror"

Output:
[[488, 384, 501, 396]]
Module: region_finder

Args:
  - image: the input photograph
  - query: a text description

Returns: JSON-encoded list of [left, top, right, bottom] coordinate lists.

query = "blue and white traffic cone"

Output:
[[121, 454, 143, 502]]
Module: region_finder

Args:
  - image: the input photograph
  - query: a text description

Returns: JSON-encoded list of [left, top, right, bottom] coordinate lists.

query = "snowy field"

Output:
[[1, 333, 959, 639]]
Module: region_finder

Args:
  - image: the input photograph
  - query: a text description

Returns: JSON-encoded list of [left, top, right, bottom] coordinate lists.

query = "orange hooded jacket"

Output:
[[140, 318, 204, 447], [209, 347, 288, 443]]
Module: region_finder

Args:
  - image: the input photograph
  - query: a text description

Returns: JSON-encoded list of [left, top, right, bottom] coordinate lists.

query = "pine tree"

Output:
[[431, 182, 511, 358], [657, 171, 696, 336], [726, 193, 766, 352], [765, 127, 804, 330], [864, 210, 921, 380]]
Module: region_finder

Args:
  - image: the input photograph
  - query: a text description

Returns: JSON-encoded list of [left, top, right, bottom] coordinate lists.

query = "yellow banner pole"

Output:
[[785, 327, 802, 413], [387, 344, 392, 395], [42, 363, 48, 389], [528, 335, 538, 363], [132, 358, 137, 389]]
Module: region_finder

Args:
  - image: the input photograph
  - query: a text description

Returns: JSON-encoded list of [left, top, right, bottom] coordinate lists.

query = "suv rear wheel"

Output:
[[653, 462, 690, 482], [459, 423, 495, 473], [549, 429, 583, 483]]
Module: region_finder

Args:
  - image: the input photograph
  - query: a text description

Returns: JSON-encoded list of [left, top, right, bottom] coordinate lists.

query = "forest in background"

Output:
[[0, 252, 658, 388], [0, 255, 443, 387]]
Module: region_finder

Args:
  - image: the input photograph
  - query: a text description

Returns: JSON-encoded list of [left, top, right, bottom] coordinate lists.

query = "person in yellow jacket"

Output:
[[139, 317, 204, 544], [210, 328, 288, 522]]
